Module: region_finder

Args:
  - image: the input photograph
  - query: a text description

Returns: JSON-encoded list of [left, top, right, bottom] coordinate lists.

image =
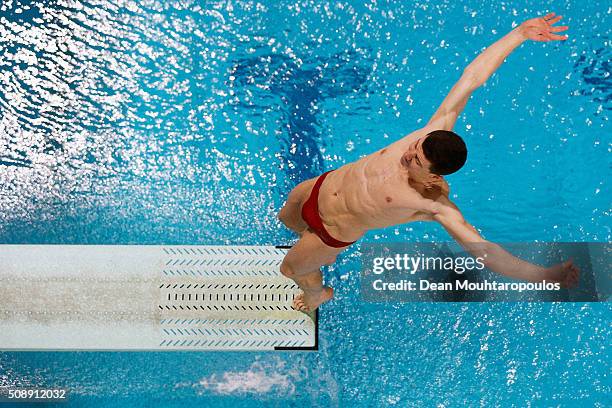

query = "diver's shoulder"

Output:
[[379, 125, 437, 154]]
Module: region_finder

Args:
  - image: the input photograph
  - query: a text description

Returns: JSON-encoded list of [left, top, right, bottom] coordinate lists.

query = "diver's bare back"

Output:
[[315, 124, 445, 241]]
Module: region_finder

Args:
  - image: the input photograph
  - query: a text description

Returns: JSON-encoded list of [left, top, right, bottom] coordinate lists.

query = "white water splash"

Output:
[[194, 360, 298, 396]]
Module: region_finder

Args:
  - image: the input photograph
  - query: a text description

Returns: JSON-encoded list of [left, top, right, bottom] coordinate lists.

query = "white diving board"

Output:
[[0, 245, 317, 351]]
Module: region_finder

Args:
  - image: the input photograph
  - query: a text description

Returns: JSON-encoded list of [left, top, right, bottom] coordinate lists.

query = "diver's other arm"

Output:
[[466, 12, 568, 88], [426, 70, 477, 131], [423, 196, 579, 287], [427, 12, 568, 131], [462, 25, 526, 90], [426, 20, 526, 130]]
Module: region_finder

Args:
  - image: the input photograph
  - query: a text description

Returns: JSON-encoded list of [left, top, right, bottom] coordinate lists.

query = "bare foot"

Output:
[[292, 287, 334, 312]]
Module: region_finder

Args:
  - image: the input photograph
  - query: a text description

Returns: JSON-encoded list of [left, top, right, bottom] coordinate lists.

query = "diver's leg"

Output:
[[277, 177, 317, 235], [279, 230, 346, 311]]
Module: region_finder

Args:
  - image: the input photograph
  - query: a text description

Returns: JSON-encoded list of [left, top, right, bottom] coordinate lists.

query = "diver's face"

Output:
[[401, 138, 433, 183]]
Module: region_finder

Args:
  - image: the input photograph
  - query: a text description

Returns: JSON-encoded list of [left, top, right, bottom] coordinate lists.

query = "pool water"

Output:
[[0, 0, 610, 406]]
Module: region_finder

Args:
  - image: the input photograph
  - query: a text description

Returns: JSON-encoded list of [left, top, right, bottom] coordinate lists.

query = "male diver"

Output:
[[278, 12, 579, 311]]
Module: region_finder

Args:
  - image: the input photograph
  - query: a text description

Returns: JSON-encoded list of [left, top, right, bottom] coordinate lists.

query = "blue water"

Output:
[[0, 0, 610, 406]]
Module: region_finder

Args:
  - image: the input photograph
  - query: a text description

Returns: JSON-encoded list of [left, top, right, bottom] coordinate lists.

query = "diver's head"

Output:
[[401, 130, 467, 186]]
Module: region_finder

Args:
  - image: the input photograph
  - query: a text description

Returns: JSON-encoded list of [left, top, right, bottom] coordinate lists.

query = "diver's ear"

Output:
[[425, 174, 443, 189], [430, 174, 443, 183]]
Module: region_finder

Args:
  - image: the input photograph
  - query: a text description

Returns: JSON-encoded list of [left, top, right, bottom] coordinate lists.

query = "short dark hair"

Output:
[[421, 130, 467, 175]]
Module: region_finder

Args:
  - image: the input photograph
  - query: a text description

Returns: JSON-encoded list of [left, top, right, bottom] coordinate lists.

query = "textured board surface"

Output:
[[0, 245, 316, 351]]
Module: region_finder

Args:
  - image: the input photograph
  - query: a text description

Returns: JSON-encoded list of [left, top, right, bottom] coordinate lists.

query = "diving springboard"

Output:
[[0, 245, 317, 351]]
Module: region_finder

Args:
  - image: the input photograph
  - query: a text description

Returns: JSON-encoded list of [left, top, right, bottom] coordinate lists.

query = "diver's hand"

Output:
[[543, 258, 580, 288], [518, 12, 569, 42]]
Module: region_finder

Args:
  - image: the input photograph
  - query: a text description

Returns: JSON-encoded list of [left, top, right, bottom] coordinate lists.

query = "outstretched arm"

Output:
[[467, 12, 568, 86], [420, 195, 579, 287], [428, 12, 569, 131]]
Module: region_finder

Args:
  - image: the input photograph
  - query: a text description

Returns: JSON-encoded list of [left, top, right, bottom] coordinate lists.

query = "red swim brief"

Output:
[[300, 170, 357, 248]]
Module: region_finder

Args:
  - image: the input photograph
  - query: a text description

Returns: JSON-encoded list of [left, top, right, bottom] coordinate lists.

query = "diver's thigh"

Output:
[[282, 230, 345, 274], [286, 177, 318, 204]]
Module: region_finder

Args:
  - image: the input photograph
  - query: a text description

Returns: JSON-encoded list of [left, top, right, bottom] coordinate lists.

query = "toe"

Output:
[[292, 298, 304, 309]]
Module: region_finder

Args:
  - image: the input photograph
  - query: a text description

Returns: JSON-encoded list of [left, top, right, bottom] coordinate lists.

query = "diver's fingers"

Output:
[[534, 34, 550, 42], [548, 33, 569, 40], [550, 25, 569, 32]]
